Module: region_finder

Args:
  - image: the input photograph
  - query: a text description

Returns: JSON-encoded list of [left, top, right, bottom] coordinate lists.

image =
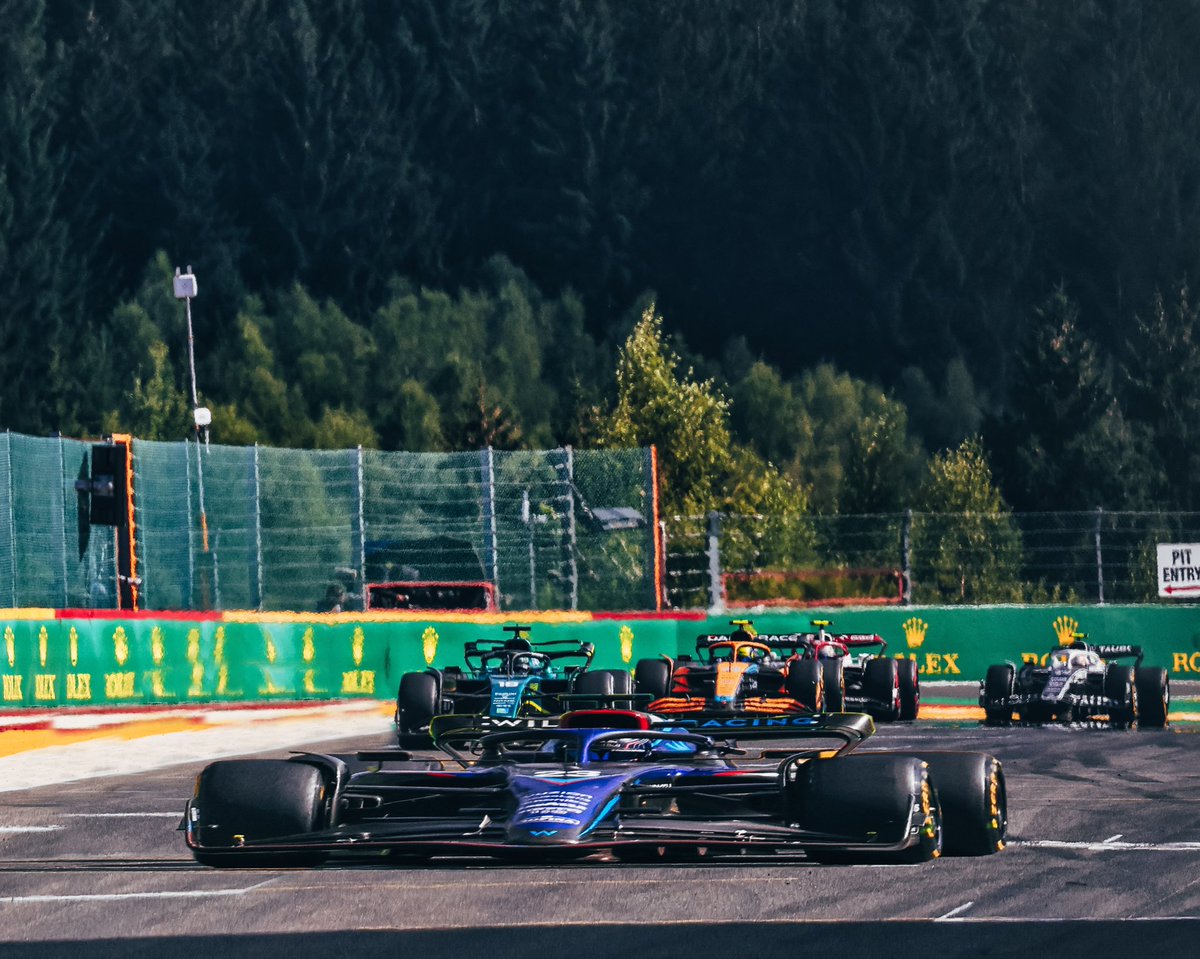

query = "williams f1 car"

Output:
[[395, 625, 631, 735], [980, 638, 1169, 728], [183, 709, 1007, 866]]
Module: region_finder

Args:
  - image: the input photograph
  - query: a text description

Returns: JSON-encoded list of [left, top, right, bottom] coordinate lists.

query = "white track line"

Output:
[[0, 826, 62, 833], [0, 879, 275, 904], [62, 812, 181, 818], [1014, 839, 1200, 851], [936, 901, 975, 921]]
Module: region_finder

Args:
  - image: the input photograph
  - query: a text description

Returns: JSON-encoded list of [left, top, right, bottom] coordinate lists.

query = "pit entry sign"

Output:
[[1158, 543, 1200, 598]]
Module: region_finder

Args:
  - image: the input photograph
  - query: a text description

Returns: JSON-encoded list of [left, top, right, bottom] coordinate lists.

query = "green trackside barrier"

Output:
[[1, 606, 1198, 709], [0, 614, 681, 709], [701, 606, 1200, 682]]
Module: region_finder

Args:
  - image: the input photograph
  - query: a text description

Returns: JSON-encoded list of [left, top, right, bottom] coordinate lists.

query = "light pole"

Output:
[[173, 266, 211, 553]]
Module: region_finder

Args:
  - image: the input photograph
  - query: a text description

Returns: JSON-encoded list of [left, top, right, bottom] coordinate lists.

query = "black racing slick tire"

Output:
[[821, 658, 845, 712], [1135, 666, 1170, 728], [397, 671, 439, 734], [574, 668, 614, 707], [897, 658, 920, 721], [1104, 664, 1138, 729], [607, 669, 635, 709], [191, 759, 328, 868], [982, 664, 1015, 727], [791, 754, 942, 864], [914, 751, 1007, 856], [785, 658, 824, 712], [863, 657, 900, 721], [634, 658, 671, 701]]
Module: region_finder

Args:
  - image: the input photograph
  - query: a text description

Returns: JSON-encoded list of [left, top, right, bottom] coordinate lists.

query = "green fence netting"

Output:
[[0, 433, 658, 612]]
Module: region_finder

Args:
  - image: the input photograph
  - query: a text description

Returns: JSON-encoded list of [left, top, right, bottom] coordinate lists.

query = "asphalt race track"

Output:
[[3, 719, 1200, 959]]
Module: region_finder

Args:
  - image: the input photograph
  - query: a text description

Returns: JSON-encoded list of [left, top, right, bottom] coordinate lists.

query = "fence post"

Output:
[[57, 435, 68, 607], [707, 511, 724, 612], [1094, 506, 1105, 605], [185, 442, 196, 609], [481, 446, 499, 602], [563, 446, 578, 611], [353, 445, 366, 611], [5, 431, 14, 607], [251, 444, 263, 610], [523, 488, 536, 609], [902, 508, 913, 605]]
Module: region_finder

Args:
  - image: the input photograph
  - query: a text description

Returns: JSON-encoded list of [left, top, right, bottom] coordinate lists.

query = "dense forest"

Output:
[[2, 0, 1200, 515]]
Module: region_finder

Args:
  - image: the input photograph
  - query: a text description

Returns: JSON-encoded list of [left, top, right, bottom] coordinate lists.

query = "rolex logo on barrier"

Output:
[[67, 625, 91, 702], [620, 625, 634, 664], [343, 627, 375, 694], [1053, 615, 1080, 646], [422, 627, 439, 665], [106, 626, 136, 700], [113, 626, 129, 667], [902, 617, 928, 650]]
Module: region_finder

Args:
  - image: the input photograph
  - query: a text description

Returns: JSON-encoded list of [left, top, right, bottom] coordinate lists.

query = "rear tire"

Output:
[[897, 658, 920, 721], [634, 658, 671, 701], [607, 669, 635, 709], [982, 664, 1015, 727], [785, 658, 824, 711], [397, 672, 439, 734], [574, 668, 614, 707], [915, 752, 1007, 856], [791, 754, 942, 864], [863, 658, 900, 721], [821, 658, 845, 711], [1135, 666, 1170, 728], [192, 759, 328, 868]]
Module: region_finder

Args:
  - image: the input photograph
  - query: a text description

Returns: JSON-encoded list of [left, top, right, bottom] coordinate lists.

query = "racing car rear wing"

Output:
[[696, 631, 884, 648], [1089, 643, 1144, 663], [429, 708, 877, 754]]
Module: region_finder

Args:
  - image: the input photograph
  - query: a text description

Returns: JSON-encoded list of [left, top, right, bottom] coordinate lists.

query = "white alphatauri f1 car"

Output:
[[980, 638, 1169, 728]]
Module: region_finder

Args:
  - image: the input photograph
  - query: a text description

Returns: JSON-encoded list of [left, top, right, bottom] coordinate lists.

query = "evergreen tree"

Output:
[[1122, 285, 1200, 509], [912, 437, 1023, 603], [0, 0, 73, 432]]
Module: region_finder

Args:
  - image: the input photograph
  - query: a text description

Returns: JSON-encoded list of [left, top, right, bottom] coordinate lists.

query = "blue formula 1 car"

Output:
[[183, 709, 1008, 867], [395, 625, 633, 736]]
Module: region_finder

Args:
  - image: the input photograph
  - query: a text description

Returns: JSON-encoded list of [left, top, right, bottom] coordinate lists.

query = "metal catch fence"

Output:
[[0, 432, 659, 612], [663, 510, 1200, 610]]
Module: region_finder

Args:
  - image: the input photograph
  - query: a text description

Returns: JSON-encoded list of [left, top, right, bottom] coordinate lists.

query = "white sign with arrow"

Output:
[[1158, 543, 1200, 598]]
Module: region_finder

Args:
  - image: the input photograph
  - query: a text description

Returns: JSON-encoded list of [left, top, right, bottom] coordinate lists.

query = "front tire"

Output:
[[792, 754, 942, 864], [915, 751, 1007, 856], [982, 664, 1014, 727], [1135, 666, 1170, 728], [397, 671, 439, 734], [192, 759, 328, 868]]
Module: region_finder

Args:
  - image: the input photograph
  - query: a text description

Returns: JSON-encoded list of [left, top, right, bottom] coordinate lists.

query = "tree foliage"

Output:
[[3, 2, 1200, 512]]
